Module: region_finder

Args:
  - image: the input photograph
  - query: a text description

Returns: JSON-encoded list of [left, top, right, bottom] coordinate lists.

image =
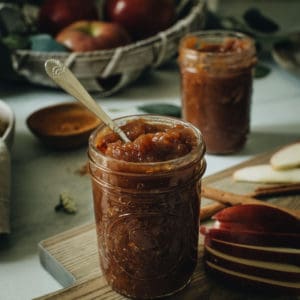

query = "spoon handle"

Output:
[[44, 59, 130, 143]]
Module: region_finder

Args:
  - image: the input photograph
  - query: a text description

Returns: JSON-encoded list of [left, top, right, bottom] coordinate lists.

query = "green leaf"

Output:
[[2, 34, 29, 50], [55, 192, 77, 215], [138, 103, 181, 118], [254, 63, 271, 79], [243, 8, 279, 34]]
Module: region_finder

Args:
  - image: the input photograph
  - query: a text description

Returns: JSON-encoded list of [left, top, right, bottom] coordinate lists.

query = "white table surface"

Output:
[[0, 56, 299, 300]]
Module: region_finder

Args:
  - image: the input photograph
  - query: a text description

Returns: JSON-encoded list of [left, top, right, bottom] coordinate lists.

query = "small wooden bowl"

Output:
[[27, 102, 101, 150]]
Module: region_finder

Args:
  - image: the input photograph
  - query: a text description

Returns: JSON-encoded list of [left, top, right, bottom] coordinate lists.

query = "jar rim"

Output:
[[88, 114, 206, 173], [179, 30, 256, 69]]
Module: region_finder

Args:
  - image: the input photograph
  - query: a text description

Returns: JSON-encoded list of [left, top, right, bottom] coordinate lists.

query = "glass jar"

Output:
[[179, 30, 257, 154], [88, 115, 206, 299]]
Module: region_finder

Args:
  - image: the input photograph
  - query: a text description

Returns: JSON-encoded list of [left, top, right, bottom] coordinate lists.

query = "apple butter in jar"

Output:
[[88, 115, 206, 299], [179, 30, 257, 154]]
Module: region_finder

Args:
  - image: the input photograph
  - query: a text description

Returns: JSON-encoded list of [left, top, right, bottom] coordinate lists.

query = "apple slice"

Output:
[[200, 226, 300, 248], [205, 261, 300, 294], [271, 142, 300, 170], [212, 204, 300, 234], [205, 245, 300, 282], [205, 237, 300, 266], [233, 164, 300, 183], [212, 221, 299, 234]]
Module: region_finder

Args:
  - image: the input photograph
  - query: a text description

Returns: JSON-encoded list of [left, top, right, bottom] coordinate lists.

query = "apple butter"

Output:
[[179, 30, 256, 154], [88, 115, 206, 299]]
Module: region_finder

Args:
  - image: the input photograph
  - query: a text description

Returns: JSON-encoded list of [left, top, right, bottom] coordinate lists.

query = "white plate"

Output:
[[0, 99, 15, 150]]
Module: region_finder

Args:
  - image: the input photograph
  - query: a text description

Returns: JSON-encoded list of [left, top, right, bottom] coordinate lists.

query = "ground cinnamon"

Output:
[[28, 103, 100, 136]]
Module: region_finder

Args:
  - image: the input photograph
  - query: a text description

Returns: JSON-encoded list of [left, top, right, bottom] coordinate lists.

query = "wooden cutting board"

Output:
[[35, 150, 300, 300]]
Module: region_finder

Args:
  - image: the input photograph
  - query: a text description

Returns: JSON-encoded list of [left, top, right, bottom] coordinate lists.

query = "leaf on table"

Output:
[[254, 63, 271, 79], [138, 103, 181, 118], [243, 8, 280, 34]]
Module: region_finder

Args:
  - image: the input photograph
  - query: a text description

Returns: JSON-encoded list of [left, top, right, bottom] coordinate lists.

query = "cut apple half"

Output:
[[271, 142, 300, 170], [206, 261, 300, 294], [205, 237, 300, 266], [205, 245, 300, 282], [233, 164, 300, 183], [200, 226, 300, 248]]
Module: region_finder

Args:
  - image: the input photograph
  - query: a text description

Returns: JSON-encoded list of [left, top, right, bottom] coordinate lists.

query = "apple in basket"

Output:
[[56, 21, 131, 52], [38, 0, 98, 35], [105, 0, 176, 40]]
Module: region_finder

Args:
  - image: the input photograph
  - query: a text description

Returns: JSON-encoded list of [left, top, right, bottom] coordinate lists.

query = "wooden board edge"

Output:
[[38, 223, 96, 288], [32, 275, 107, 300], [38, 242, 76, 288], [39, 223, 95, 248]]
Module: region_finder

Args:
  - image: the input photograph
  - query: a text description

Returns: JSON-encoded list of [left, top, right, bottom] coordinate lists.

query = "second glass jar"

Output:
[[179, 30, 257, 154]]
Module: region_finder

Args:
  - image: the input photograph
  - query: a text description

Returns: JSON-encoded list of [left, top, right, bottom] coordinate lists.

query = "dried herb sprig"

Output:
[[55, 192, 77, 214], [138, 103, 181, 117]]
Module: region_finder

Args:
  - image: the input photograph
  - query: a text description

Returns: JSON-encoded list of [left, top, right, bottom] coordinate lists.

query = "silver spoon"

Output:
[[44, 59, 130, 143]]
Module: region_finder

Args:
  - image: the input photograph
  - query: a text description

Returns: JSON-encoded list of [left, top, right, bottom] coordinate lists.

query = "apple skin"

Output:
[[200, 226, 300, 248], [55, 21, 131, 52], [105, 0, 176, 40], [204, 246, 300, 282], [214, 220, 299, 235], [213, 204, 300, 234], [205, 237, 300, 266], [202, 204, 300, 294], [38, 0, 98, 36]]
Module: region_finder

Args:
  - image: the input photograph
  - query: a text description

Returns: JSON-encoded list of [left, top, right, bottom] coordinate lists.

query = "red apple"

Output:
[[200, 226, 300, 248], [38, 0, 98, 35], [55, 21, 131, 52], [205, 237, 300, 266], [204, 245, 300, 282], [105, 0, 176, 40], [213, 204, 300, 234]]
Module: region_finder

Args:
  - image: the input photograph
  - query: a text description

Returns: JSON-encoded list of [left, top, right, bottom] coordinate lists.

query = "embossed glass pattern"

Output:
[[88, 115, 206, 299]]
